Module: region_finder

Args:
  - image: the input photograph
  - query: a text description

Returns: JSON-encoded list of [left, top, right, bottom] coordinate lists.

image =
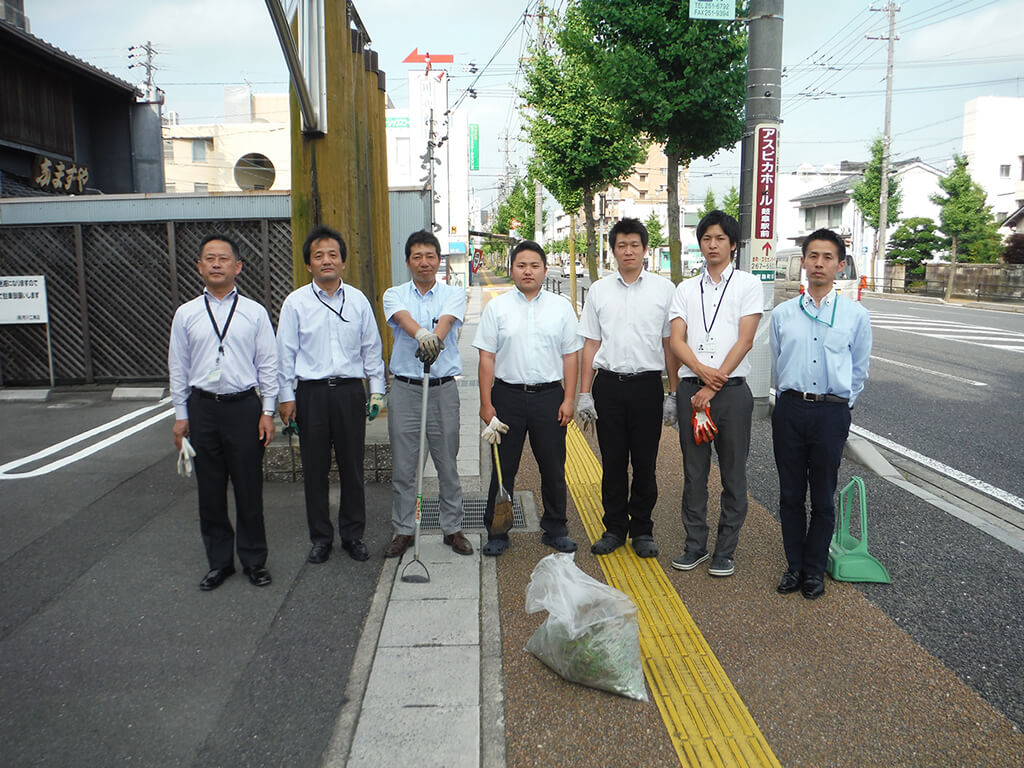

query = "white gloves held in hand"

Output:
[[177, 437, 196, 477], [481, 416, 510, 445], [662, 393, 678, 427], [414, 327, 444, 365], [575, 392, 598, 431]]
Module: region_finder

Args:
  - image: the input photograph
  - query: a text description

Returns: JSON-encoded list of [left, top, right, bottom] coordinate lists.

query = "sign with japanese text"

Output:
[[689, 0, 736, 21], [469, 123, 480, 171], [751, 124, 779, 281], [31, 155, 89, 195], [0, 276, 48, 324], [386, 116, 410, 128]]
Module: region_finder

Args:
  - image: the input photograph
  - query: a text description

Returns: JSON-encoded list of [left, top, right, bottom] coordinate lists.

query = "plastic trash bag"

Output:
[[524, 552, 648, 701]]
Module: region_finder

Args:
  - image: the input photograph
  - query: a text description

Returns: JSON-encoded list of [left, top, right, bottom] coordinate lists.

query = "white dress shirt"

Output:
[[578, 269, 674, 373], [167, 288, 279, 420], [383, 279, 466, 379], [668, 263, 763, 378], [276, 280, 386, 401], [473, 287, 582, 384]]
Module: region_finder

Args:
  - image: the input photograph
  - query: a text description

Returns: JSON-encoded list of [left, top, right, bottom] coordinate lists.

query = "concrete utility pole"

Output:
[[870, 3, 899, 287], [128, 41, 157, 101]]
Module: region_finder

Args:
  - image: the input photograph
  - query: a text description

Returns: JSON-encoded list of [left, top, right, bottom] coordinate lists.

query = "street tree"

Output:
[[645, 211, 665, 252], [886, 217, 942, 278], [566, 0, 748, 283], [851, 138, 902, 273], [521, 9, 646, 281], [931, 154, 1003, 299], [722, 186, 740, 220], [1002, 233, 1024, 265], [697, 189, 718, 220]]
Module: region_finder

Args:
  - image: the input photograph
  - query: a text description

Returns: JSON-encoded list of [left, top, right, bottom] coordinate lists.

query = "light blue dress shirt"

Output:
[[383, 279, 466, 379], [167, 288, 279, 420], [769, 290, 872, 406], [473, 287, 582, 384], [276, 280, 386, 401]]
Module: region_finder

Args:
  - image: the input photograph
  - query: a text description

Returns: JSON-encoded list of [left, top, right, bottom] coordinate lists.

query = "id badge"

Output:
[[206, 365, 222, 385], [696, 336, 718, 355]]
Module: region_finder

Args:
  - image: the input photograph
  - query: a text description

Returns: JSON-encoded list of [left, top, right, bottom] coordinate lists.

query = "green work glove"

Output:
[[367, 393, 384, 421]]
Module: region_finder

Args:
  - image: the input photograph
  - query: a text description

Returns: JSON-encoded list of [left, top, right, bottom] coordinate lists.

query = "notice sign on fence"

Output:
[[0, 275, 48, 324]]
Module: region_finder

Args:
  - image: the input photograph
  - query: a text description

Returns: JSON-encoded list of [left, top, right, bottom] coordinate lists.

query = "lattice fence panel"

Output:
[[82, 223, 175, 379], [266, 220, 293, 327], [0, 226, 85, 384]]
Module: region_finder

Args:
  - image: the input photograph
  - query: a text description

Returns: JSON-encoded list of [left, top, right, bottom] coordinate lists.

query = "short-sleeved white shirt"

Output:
[[578, 269, 675, 374], [668, 263, 763, 378], [473, 287, 582, 384]]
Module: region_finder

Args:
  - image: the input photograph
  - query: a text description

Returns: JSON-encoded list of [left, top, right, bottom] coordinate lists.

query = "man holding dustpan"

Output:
[[769, 228, 872, 600]]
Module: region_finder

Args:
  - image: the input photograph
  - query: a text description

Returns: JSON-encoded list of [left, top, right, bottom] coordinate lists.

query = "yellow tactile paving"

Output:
[[565, 421, 782, 768]]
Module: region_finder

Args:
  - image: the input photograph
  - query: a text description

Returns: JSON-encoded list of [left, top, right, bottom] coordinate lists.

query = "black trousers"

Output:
[[187, 391, 267, 570], [485, 383, 568, 540], [771, 394, 851, 578], [592, 370, 663, 539], [296, 380, 367, 545]]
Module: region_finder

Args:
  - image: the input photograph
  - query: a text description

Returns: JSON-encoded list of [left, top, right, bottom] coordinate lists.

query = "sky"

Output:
[[26, 0, 1024, 210]]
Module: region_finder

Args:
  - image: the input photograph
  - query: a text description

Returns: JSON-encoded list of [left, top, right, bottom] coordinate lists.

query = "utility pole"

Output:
[[869, 3, 899, 288], [533, 6, 546, 246], [128, 40, 158, 100]]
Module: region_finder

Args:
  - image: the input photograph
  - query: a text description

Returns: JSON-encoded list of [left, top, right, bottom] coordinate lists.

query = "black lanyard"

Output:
[[700, 268, 733, 336], [204, 293, 238, 356], [312, 283, 348, 322]]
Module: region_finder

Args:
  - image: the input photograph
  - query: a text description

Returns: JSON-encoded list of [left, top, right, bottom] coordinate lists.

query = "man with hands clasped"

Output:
[[382, 230, 472, 558], [668, 211, 762, 578], [276, 225, 386, 565], [576, 217, 678, 558], [474, 240, 582, 557]]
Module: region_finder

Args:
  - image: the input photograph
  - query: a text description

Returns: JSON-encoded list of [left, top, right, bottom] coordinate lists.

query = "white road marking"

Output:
[[0, 399, 174, 479], [850, 424, 1024, 513], [870, 312, 1024, 353], [869, 355, 988, 386]]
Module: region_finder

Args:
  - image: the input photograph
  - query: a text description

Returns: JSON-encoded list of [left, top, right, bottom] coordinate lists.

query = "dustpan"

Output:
[[827, 476, 891, 584]]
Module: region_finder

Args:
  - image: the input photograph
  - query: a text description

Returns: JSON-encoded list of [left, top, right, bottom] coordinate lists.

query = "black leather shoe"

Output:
[[342, 539, 370, 561], [199, 566, 236, 591], [777, 569, 802, 594], [308, 543, 332, 564], [243, 565, 272, 587], [801, 575, 825, 600]]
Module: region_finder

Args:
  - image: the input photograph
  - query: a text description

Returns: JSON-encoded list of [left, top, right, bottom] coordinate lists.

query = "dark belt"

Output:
[[781, 389, 849, 404], [681, 376, 745, 388], [299, 377, 363, 387], [495, 378, 561, 393], [192, 387, 256, 402], [394, 374, 456, 387], [597, 369, 662, 382]]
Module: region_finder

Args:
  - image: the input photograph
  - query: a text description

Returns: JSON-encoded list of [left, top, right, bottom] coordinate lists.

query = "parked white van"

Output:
[[774, 247, 863, 304]]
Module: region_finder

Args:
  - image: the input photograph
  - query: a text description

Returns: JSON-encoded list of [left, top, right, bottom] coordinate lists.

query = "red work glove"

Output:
[[691, 406, 718, 445]]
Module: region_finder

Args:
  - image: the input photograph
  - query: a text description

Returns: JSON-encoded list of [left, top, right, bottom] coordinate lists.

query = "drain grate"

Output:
[[416, 493, 527, 530]]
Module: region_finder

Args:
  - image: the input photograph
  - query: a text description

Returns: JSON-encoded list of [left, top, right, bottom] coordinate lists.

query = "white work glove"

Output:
[[575, 392, 597, 431], [481, 416, 510, 445], [662, 393, 678, 427], [414, 327, 444, 365], [691, 406, 718, 445], [177, 437, 196, 477]]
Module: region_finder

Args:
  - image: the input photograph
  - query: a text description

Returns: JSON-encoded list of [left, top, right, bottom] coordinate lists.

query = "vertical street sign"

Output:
[[469, 123, 479, 171], [750, 124, 779, 282], [689, 0, 737, 21]]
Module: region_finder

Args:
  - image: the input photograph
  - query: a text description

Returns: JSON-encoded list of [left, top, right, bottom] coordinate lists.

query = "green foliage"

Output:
[[850, 138, 902, 232], [645, 212, 664, 251], [931, 154, 1003, 263], [887, 217, 942, 273], [549, 231, 588, 256], [697, 189, 717, 220], [1002, 233, 1024, 264], [722, 186, 740, 220], [493, 176, 538, 242]]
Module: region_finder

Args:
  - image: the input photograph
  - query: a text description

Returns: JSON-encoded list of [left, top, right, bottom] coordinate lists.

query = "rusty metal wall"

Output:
[[0, 218, 291, 385]]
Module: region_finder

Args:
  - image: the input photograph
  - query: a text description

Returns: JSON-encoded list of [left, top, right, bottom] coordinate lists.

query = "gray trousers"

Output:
[[677, 380, 753, 559], [387, 377, 464, 535]]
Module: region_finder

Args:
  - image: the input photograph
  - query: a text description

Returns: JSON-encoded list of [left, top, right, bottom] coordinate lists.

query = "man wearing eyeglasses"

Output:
[[769, 228, 871, 600], [276, 225, 386, 564]]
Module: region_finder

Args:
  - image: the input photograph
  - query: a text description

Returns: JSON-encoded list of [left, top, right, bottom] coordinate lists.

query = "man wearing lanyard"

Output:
[[276, 225, 386, 564], [168, 234, 279, 591], [770, 228, 871, 599], [382, 230, 472, 558], [474, 240, 582, 557], [668, 210, 762, 577], [576, 217, 678, 558]]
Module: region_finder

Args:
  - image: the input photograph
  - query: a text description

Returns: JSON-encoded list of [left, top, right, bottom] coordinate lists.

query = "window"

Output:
[[804, 208, 815, 230], [192, 139, 209, 163], [163, 139, 174, 160], [828, 203, 843, 228], [1000, 164, 1011, 178], [193, 182, 208, 193], [165, 182, 176, 193], [638, 172, 647, 181], [638, 189, 647, 200]]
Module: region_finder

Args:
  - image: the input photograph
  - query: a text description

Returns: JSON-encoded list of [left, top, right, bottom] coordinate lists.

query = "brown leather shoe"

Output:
[[384, 534, 414, 558], [443, 531, 474, 556]]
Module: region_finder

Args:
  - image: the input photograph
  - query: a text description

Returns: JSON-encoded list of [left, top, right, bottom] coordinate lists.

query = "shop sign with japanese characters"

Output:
[[31, 155, 90, 195], [751, 125, 779, 281]]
